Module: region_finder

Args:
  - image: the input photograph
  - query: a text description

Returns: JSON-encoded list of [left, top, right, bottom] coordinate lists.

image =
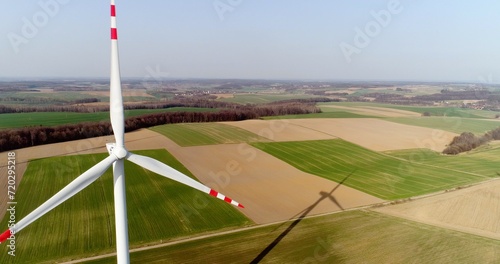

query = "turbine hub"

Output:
[[114, 146, 128, 160], [106, 143, 128, 160]]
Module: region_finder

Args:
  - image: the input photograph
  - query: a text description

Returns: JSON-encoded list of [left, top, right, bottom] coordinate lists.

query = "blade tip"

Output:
[[0, 229, 12, 243], [238, 204, 245, 208]]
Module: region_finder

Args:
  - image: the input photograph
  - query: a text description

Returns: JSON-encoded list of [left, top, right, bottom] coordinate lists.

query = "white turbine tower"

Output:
[[0, 1, 243, 263]]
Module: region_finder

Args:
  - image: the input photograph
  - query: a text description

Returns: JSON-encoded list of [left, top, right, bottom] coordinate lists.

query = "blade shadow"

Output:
[[250, 170, 355, 264]]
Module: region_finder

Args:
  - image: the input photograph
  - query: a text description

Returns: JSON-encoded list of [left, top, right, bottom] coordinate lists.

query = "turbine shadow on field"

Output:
[[250, 171, 354, 264]]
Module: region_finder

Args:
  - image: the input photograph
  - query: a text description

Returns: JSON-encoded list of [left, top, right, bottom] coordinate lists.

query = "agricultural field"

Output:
[[316, 102, 500, 134], [284, 118, 457, 152], [375, 178, 500, 241], [318, 102, 498, 119], [384, 145, 500, 178], [0, 150, 250, 264], [320, 105, 420, 117], [0, 88, 159, 106], [0, 107, 218, 129], [82, 210, 500, 264], [250, 139, 493, 200], [150, 123, 270, 146], [224, 119, 336, 142], [162, 143, 383, 224], [385, 105, 495, 119], [0, 91, 109, 105], [387, 116, 500, 135], [263, 110, 373, 119]]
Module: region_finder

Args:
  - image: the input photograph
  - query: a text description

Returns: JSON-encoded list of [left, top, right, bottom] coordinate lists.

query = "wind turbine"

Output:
[[0, 1, 243, 263]]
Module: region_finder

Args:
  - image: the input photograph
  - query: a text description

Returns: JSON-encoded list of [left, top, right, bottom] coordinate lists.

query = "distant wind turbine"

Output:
[[0, 1, 243, 263]]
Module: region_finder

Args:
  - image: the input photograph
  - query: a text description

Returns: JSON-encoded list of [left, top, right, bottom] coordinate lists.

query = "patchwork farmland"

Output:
[[2, 103, 500, 263], [0, 150, 250, 263]]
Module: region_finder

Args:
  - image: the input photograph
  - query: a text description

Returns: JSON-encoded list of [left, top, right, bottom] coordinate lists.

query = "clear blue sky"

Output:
[[1, 0, 499, 83]]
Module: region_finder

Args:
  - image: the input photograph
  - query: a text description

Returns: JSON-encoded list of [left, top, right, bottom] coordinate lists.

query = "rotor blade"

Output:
[[127, 153, 244, 208], [0, 155, 116, 243], [109, 0, 125, 147]]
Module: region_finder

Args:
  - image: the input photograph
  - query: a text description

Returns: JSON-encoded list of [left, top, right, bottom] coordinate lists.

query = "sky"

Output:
[[0, 0, 499, 83]]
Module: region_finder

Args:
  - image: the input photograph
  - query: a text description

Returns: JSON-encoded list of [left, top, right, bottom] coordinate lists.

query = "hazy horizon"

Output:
[[1, 0, 499, 84]]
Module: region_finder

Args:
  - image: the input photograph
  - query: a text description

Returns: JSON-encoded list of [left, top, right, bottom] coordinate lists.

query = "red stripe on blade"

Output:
[[0, 230, 11, 243], [111, 28, 118, 39], [224, 197, 232, 203], [111, 5, 116, 17], [238, 204, 245, 208], [209, 189, 218, 197]]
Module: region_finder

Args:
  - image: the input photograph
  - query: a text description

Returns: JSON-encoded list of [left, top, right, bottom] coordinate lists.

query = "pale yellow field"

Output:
[[374, 178, 500, 240], [223, 119, 335, 142], [286, 118, 457, 152], [322, 105, 421, 117]]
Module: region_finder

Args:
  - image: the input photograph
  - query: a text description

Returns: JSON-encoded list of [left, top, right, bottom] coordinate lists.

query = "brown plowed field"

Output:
[[164, 143, 384, 224]]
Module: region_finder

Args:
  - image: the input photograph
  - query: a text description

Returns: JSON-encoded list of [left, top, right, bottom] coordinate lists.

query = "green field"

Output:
[[83, 210, 500, 264], [151, 123, 270, 146], [0, 107, 218, 129], [385, 145, 500, 177], [251, 139, 493, 200], [318, 102, 498, 119], [386, 116, 500, 135], [0, 150, 251, 263], [386, 105, 494, 119], [0, 91, 109, 104]]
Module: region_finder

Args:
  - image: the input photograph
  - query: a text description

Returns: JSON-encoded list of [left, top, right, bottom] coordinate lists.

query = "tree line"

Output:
[[0, 98, 237, 114], [443, 127, 500, 155], [0, 102, 320, 152], [0, 97, 338, 115]]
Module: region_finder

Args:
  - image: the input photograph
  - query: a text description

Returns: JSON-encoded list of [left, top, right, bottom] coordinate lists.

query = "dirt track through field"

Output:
[[374, 178, 500, 240]]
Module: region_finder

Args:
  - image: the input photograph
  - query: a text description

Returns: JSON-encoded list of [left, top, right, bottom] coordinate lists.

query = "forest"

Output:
[[443, 127, 500, 155]]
